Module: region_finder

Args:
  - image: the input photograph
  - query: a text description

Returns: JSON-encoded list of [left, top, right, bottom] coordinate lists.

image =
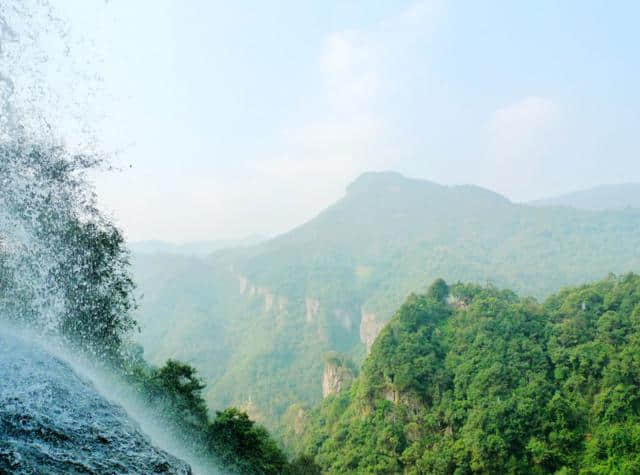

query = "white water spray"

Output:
[[0, 2, 220, 473]]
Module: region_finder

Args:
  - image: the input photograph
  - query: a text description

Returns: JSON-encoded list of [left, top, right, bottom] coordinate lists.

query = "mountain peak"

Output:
[[347, 171, 438, 194], [345, 171, 510, 205]]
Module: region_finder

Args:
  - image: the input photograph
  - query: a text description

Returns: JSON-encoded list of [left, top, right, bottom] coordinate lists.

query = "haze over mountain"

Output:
[[47, 1, 637, 242], [10, 0, 640, 472], [530, 183, 640, 210], [131, 171, 640, 431], [129, 234, 265, 257]]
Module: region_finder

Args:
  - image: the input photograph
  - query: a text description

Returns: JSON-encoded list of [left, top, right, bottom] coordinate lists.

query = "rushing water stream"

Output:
[[0, 329, 192, 474]]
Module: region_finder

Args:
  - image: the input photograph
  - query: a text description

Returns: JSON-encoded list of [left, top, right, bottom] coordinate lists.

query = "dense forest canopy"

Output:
[[297, 274, 640, 474], [3, 143, 639, 474], [131, 171, 640, 432]]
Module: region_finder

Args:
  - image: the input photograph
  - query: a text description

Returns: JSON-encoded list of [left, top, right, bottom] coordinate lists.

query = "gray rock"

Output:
[[0, 332, 192, 474]]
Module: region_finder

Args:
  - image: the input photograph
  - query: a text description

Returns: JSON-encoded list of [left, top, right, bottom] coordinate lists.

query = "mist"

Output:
[[42, 0, 640, 242], [2, 1, 640, 474]]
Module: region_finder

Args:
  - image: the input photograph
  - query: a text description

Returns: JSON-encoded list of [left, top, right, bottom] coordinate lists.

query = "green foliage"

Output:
[[208, 408, 289, 474], [131, 172, 640, 432], [0, 141, 136, 361], [0, 141, 292, 473], [428, 278, 449, 302], [56, 220, 137, 361], [362, 293, 450, 402], [127, 359, 294, 474], [287, 454, 322, 474], [140, 359, 209, 449], [299, 275, 640, 474], [324, 351, 358, 376]]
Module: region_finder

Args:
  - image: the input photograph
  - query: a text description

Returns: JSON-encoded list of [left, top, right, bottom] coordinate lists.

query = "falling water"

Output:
[[0, 327, 192, 474], [0, 2, 214, 473]]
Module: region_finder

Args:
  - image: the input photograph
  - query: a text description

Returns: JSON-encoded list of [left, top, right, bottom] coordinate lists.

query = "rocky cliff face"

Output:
[[322, 357, 356, 398], [306, 298, 320, 323], [0, 331, 192, 474], [359, 309, 386, 352], [237, 272, 288, 315]]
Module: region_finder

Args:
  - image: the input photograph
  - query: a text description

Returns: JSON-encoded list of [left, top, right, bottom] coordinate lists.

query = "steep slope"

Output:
[[0, 331, 192, 474], [131, 172, 640, 428], [531, 183, 640, 210], [300, 275, 640, 473]]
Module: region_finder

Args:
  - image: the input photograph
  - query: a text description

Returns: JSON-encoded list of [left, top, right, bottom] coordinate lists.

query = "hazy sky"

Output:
[[51, 0, 640, 242]]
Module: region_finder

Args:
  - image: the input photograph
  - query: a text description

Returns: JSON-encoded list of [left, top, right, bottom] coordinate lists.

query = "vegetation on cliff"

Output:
[[6, 144, 640, 474], [297, 274, 640, 474], [126, 359, 301, 474], [132, 172, 640, 431]]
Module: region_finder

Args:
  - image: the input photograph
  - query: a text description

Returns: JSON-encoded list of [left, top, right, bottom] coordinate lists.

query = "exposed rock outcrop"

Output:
[[237, 273, 289, 315], [322, 354, 356, 398], [238, 275, 248, 294], [306, 298, 320, 324], [359, 309, 386, 352], [239, 395, 265, 423], [287, 405, 309, 437], [257, 287, 274, 312]]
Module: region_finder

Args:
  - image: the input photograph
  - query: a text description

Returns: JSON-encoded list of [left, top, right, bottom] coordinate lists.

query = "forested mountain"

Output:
[[530, 183, 640, 210], [297, 274, 640, 474], [131, 172, 640, 430]]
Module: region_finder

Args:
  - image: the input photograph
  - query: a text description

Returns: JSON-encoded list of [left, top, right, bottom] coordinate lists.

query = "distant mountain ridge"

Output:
[[346, 171, 510, 204], [130, 234, 265, 256], [530, 183, 640, 210], [130, 171, 640, 432]]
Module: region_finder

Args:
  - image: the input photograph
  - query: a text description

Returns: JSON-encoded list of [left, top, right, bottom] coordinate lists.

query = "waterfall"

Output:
[[0, 3, 211, 473], [0, 327, 192, 474]]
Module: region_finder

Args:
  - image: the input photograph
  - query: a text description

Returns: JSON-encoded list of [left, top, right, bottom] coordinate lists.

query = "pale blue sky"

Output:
[[50, 0, 640, 241]]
